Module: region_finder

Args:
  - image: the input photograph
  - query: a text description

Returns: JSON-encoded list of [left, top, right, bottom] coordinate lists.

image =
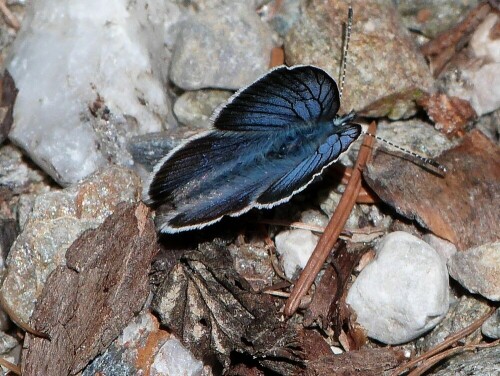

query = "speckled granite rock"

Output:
[[0, 166, 141, 323], [284, 0, 434, 119]]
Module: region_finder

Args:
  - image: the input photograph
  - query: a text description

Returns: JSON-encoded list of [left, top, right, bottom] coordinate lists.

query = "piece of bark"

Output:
[[305, 347, 406, 376], [303, 242, 364, 334], [364, 130, 500, 250], [21, 202, 158, 376]]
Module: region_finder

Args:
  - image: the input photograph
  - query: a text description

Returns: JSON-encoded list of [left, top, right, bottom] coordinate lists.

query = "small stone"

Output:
[[299, 209, 329, 228], [169, 3, 273, 90], [0, 144, 47, 194], [447, 241, 500, 301], [151, 338, 203, 376], [482, 309, 500, 339], [346, 231, 449, 344], [423, 233, 457, 263], [417, 295, 490, 352], [274, 229, 319, 279], [0, 166, 141, 323], [174, 89, 232, 129], [84, 312, 202, 376], [0, 331, 18, 354]]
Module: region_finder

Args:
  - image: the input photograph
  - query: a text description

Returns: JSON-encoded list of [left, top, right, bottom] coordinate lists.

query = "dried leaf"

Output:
[[21, 202, 158, 375], [152, 240, 314, 373], [364, 130, 500, 250]]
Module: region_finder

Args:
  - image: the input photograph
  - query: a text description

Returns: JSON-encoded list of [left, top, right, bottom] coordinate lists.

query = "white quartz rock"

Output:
[[275, 229, 319, 279], [7, 0, 172, 185], [347, 231, 449, 344]]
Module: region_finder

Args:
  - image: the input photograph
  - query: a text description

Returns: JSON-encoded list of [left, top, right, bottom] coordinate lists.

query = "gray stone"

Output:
[[284, 0, 434, 119], [448, 241, 500, 301], [0, 331, 18, 355], [0, 166, 141, 323], [346, 231, 449, 344], [417, 295, 490, 352], [170, 3, 273, 90], [174, 89, 232, 129], [0, 144, 47, 194], [482, 309, 500, 339], [423, 233, 457, 264], [433, 345, 500, 375]]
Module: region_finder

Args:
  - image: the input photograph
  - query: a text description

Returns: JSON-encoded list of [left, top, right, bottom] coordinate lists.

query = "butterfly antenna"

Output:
[[339, 6, 353, 100], [362, 130, 448, 175]]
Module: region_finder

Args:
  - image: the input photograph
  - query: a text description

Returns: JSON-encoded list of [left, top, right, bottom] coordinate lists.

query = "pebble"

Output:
[[417, 295, 490, 352], [346, 231, 449, 344], [274, 229, 319, 279], [482, 309, 500, 339], [173, 89, 232, 129], [0, 166, 141, 323], [447, 241, 500, 301], [169, 3, 273, 90], [85, 312, 203, 376]]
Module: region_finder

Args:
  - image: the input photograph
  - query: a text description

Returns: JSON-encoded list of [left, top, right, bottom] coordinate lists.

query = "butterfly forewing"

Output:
[[214, 66, 340, 131]]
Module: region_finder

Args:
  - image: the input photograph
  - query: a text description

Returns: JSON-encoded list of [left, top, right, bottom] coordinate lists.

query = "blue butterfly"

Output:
[[144, 65, 361, 233]]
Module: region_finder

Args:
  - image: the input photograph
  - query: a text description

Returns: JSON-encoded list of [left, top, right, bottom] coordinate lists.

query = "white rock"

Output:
[[346, 231, 449, 344], [151, 338, 203, 376], [7, 0, 172, 185], [275, 229, 319, 279]]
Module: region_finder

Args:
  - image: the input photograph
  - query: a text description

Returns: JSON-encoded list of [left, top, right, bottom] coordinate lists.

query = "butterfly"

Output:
[[143, 65, 362, 233]]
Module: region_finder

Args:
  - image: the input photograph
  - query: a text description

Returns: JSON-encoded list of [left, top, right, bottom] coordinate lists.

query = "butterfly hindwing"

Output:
[[256, 124, 362, 205], [214, 66, 340, 131]]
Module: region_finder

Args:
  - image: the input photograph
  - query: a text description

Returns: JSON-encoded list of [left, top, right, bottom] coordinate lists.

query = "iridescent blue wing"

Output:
[[256, 125, 362, 205], [145, 131, 251, 203], [144, 131, 274, 233], [214, 66, 340, 131]]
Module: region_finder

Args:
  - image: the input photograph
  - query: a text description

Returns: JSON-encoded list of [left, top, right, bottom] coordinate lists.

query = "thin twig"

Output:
[[391, 307, 496, 376], [408, 339, 500, 376], [284, 121, 377, 316], [0, 357, 21, 375]]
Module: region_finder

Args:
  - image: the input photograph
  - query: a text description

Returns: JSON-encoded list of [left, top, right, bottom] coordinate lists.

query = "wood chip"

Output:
[[21, 202, 158, 375], [364, 130, 500, 250]]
